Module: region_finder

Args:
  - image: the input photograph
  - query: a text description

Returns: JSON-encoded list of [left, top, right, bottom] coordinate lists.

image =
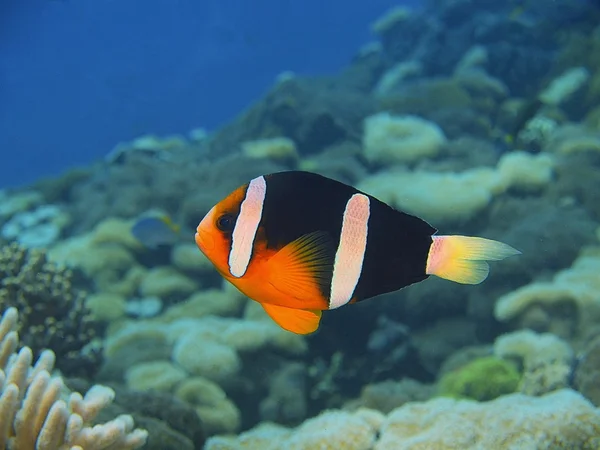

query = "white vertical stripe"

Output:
[[329, 193, 370, 309], [229, 176, 266, 277]]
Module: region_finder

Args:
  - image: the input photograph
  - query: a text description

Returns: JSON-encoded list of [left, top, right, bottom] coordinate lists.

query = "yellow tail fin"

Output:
[[425, 236, 520, 284]]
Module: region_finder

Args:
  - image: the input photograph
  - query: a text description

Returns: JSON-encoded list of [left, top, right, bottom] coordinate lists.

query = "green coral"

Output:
[[438, 356, 521, 401]]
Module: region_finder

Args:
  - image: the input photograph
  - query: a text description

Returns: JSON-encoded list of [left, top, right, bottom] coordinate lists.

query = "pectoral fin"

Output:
[[265, 231, 335, 303]]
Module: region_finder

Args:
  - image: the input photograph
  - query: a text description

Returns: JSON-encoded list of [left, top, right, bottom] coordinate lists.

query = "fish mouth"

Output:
[[195, 230, 214, 252], [195, 207, 217, 252]]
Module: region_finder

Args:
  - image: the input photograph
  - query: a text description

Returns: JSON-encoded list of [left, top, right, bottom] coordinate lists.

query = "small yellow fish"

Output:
[[132, 214, 180, 249]]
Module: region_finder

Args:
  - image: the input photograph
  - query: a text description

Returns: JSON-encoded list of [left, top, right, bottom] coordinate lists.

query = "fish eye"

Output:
[[216, 214, 234, 232]]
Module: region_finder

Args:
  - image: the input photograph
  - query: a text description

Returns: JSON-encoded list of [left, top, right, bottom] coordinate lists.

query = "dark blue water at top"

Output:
[[0, 0, 415, 188]]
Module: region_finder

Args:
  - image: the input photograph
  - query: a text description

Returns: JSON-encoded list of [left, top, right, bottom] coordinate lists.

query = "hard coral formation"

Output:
[[138, 267, 199, 301], [207, 390, 600, 450], [175, 377, 241, 436], [0, 191, 43, 220], [206, 76, 374, 159], [103, 386, 206, 450], [539, 66, 591, 106], [170, 243, 214, 274], [1, 205, 69, 249], [259, 362, 307, 424], [347, 378, 434, 414], [575, 335, 600, 406], [11, 1, 600, 448], [357, 167, 500, 224], [206, 408, 381, 450], [0, 243, 102, 377], [494, 330, 574, 396], [437, 356, 520, 401], [48, 222, 144, 297], [241, 137, 299, 165], [0, 307, 147, 450], [357, 150, 554, 225], [494, 246, 600, 341], [102, 288, 307, 437], [375, 389, 600, 449], [362, 113, 446, 165]]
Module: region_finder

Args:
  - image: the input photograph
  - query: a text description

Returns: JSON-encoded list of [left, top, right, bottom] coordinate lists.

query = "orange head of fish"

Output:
[[195, 185, 247, 279]]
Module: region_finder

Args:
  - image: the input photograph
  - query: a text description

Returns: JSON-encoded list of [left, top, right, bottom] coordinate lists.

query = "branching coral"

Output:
[[0, 307, 147, 450]]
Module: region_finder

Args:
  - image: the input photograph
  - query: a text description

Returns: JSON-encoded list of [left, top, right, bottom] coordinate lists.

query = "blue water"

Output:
[[1, 0, 415, 188]]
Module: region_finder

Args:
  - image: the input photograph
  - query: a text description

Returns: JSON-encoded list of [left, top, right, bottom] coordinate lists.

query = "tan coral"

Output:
[[375, 389, 600, 449], [204, 423, 291, 450], [170, 243, 215, 274], [285, 409, 379, 450], [206, 389, 600, 449], [49, 235, 142, 296], [85, 293, 127, 322], [138, 266, 199, 299], [89, 218, 142, 251], [241, 137, 298, 163], [175, 377, 241, 436], [0, 307, 147, 450], [357, 167, 500, 224], [494, 330, 574, 395], [362, 113, 446, 165], [205, 409, 380, 450], [356, 151, 554, 224], [157, 288, 246, 323], [124, 360, 186, 393], [172, 335, 241, 382], [494, 247, 600, 340]]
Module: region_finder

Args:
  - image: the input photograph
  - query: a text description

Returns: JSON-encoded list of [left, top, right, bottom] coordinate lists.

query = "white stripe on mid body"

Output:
[[329, 193, 370, 309], [228, 176, 267, 277]]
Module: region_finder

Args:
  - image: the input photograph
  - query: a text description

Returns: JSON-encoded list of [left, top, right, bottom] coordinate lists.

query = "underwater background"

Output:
[[2, 0, 600, 448], [1, 0, 412, 188]]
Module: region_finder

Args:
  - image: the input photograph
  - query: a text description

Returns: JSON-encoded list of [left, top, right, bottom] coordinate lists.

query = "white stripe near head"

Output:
[[329, 193, 370, 309], [229, 176, 267, 277]]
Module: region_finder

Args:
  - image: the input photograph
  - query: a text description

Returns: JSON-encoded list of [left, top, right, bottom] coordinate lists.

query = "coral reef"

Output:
[[375, 389, 600, 449], [1, 205, 69, 249], [205, 75, 374, 160], [362, 113, 446, 165], [494, 330, 574, 396], [205, 408, 382, 450], [5, 0, 600, 446], [0, 307, 147, 449], [346, 378, 434, 414], [68, 376, 208, 449], [494, 246, 600, 343], [0, 243, 102, 377], [437, 356, 520, 401], [206, 390, 600, 450], [574, 335, 600, 406], [101, 288, 307, 436]]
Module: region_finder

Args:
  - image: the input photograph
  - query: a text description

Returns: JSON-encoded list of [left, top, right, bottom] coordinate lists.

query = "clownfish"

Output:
[[195, 171, 520, 335]]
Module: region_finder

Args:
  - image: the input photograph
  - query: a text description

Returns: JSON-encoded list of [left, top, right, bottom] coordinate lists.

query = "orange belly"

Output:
[[223, 266, 329, 311]]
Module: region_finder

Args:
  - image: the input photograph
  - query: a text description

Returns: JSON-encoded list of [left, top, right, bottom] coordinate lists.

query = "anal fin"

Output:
[[261, 303, 322, 334]]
